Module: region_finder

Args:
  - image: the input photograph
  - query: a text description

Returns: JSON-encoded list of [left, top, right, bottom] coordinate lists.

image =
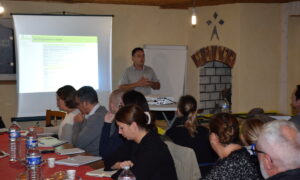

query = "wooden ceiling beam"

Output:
[[9, 0, 299, 9]]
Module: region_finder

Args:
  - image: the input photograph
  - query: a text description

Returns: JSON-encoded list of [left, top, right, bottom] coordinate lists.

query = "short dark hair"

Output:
[[76, 86, 98, 104], [210, 113, 240, 145], [56, 85, 77, 109], [295, 85, 300, 100], [122, 90, 149, 111], [131, 47, 144, 56]]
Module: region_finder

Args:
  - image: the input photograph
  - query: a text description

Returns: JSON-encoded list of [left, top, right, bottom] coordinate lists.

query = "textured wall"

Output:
[[0, 1, 294, 127]]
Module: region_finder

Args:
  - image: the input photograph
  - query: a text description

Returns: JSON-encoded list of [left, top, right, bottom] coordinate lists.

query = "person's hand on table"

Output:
[[74, 113, 84, 123], [112, 160, 134, 170], [104, 112, 115, 123]]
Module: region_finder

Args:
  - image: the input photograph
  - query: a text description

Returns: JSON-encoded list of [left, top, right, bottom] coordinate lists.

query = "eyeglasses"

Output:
[[250, 144, 266, 155]]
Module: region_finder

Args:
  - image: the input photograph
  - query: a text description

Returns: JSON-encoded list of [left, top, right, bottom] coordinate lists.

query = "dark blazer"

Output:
[[99, 122, 125, 159], [72, 105, 107, 156], [267, 168, 300, 180], [105, 131, 178, 180], [290, 114, 300, 131], [166, 117, 218, 176], [166, 117, 218, 163]]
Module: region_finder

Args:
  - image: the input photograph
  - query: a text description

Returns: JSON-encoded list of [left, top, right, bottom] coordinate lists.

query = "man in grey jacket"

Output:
[[72, 86, 107, 156]]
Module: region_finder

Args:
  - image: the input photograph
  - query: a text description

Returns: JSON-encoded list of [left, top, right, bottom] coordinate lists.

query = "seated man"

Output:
[[256, 120, 300, 179], [119, 47, 160, 95], [72, 86, 107, 156], [290, 85, 300, 131]]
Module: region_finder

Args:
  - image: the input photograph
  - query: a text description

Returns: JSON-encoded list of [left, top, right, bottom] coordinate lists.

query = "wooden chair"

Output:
[[45, 110, 66, 127]]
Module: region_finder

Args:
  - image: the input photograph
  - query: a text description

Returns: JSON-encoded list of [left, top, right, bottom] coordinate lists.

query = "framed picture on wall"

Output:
[[0, 18, 16, 81]]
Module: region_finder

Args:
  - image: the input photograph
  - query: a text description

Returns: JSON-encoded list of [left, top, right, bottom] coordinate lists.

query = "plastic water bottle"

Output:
[[9, 121, 21, 161], [118, 166, 136, 180], [26, 128, 38, 149], [220, 98, 230, 113], [26, 147, 42, 180]]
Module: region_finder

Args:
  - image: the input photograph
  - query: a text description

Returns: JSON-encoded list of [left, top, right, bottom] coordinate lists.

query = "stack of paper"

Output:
[[55, 148, 85, 155], [86, 168, 117, 177], [38, 137, 67, 147], [55, 155, 102, 166]]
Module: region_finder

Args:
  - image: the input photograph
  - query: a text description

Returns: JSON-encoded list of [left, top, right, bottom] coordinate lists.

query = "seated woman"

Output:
[[99, 90, 151, 159], [202, 113, 262, 180], [166, 95, 217, 176], [35, 85, 79, 143], [240, 118, 265, 147], [104, 105, 177, 180]]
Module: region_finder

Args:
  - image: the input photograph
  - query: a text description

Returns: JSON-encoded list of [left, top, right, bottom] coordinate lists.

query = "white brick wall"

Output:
[[199, 61, 232, 114]]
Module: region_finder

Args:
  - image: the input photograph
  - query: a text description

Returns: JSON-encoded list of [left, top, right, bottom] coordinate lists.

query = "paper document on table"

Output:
[[55, 155, 102, 166], [0, 150, 9, 159], [0, 128, 8, 133], [37, 132, 56, 137], [55, 148, 85, 155], [269, 116, 291, 120], [146, 95, 175, 105], [38, 137, 67, 147], [86, 168, 117, 177]]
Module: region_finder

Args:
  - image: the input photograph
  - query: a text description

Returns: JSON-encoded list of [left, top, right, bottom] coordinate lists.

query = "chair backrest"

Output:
[[45, 110, 66, 127], [165, 141, 201, 180], [0, 116, 5, 128]]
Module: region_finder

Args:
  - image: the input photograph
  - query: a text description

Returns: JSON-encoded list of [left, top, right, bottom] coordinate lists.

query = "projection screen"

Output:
[[13, 14, 112, 117]]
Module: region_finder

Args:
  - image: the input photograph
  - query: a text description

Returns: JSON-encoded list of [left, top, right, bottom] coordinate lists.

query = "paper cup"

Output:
[[66, 169, 76, 180], [47, 158, 55, 168]]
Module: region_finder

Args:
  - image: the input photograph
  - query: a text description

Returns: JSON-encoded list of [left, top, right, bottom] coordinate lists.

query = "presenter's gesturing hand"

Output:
[[136, 77, 152, 87]]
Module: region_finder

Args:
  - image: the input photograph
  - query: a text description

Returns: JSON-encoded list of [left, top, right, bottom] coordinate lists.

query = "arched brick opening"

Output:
[[191, 46, 236, 114]]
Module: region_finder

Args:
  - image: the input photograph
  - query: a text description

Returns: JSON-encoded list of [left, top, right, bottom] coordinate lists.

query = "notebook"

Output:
[[55, 148, 85, 155], [55, 155, 102, 166], [86, 168, 117, 177], [38, 137, 67, 147]]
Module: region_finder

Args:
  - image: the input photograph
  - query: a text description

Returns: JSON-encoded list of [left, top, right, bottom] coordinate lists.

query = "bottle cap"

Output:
[[123, 166, 130, 170]]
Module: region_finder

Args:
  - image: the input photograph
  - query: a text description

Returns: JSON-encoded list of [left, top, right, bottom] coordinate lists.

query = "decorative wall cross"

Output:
[[206, 12, 224, 41]]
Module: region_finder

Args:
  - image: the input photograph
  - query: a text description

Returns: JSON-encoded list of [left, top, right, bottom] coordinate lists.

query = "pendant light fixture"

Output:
[[0, 2, 5, 14], [191, 7, 197, 26], [191, 0, 197, 26]]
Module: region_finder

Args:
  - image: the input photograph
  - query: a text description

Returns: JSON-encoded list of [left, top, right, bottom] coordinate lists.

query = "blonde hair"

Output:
[[109, 89, 125, 112], [240, 118, 264, 146]]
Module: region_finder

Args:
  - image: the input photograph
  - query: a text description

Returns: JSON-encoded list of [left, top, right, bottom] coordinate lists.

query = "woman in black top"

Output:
[[104, 104, 177, 180], [202, 113, 262, 180], [166, 95, 218, 176]]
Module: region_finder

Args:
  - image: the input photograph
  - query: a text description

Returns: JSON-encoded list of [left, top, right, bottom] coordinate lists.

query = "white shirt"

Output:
[[85, 103, 100, 119], [58, 109, 80, 140]]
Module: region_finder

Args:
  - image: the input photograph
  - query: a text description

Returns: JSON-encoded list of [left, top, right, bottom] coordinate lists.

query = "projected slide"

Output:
[[19, 35, 99, 93]]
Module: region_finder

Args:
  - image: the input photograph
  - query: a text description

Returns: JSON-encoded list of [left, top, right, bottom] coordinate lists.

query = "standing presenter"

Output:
[[119, 47, 160, 95]]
